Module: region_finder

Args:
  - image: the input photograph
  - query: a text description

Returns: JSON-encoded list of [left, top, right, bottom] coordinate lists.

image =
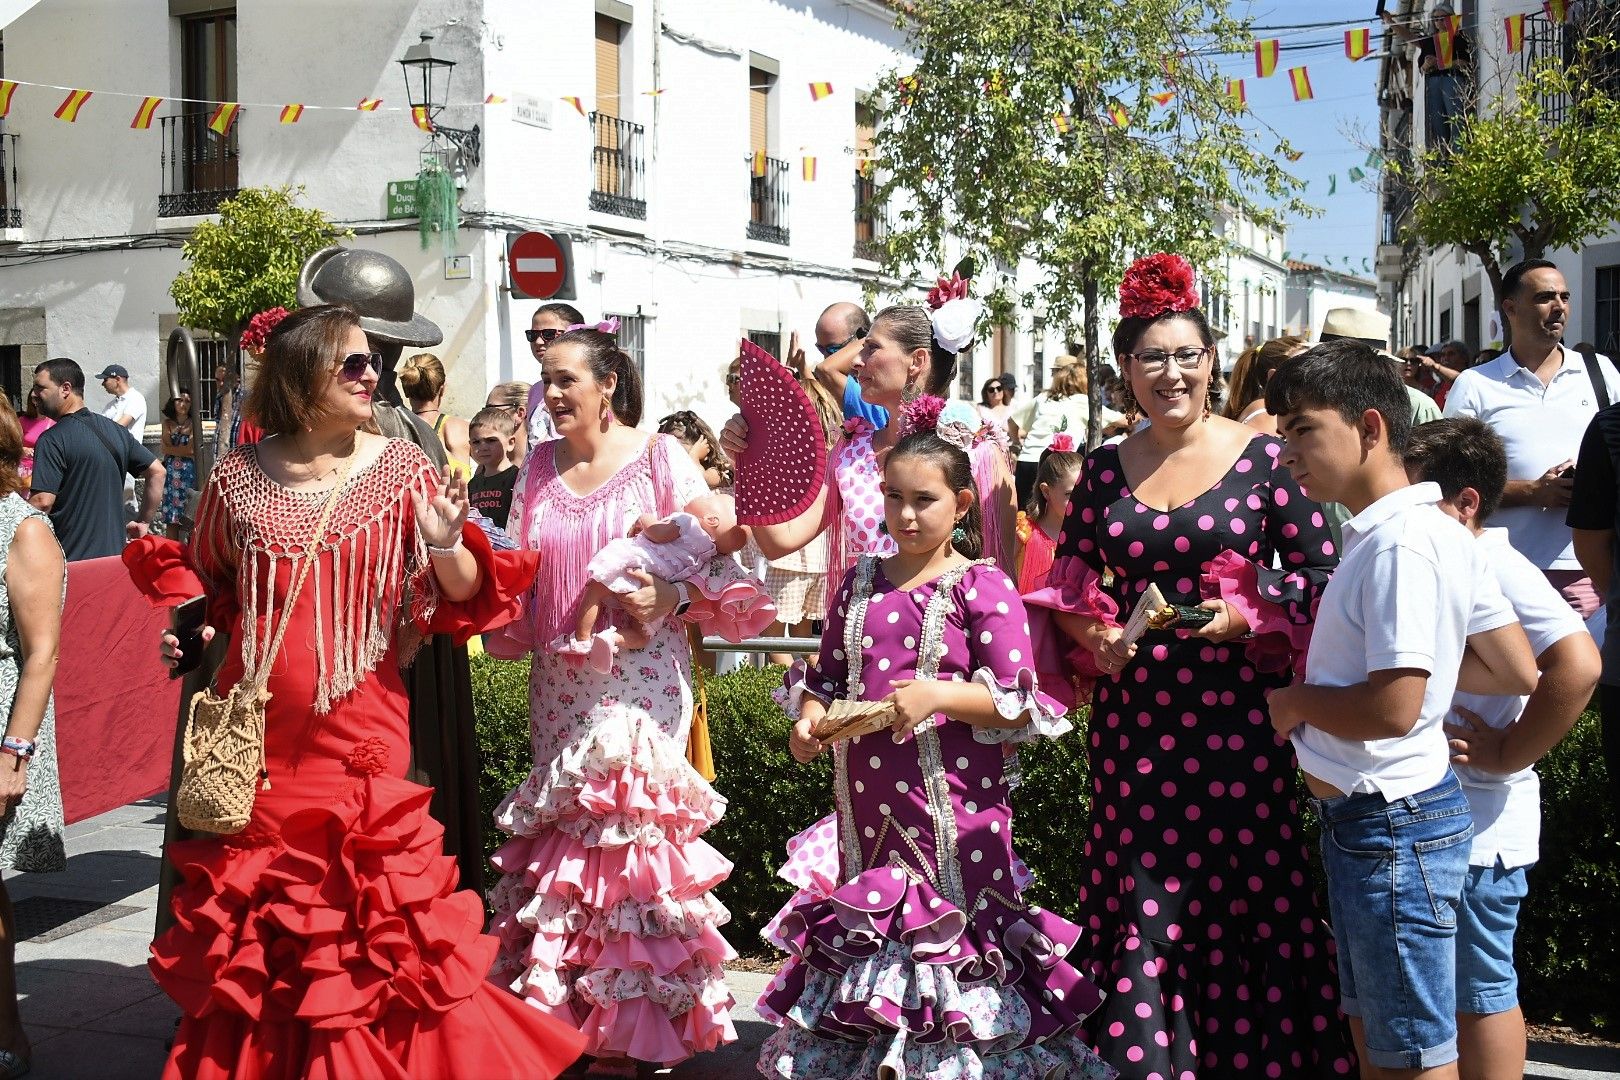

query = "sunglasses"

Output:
[[817, 327, 869, 357], [338, 351, 384, 380], [525, 327, 566, 345]]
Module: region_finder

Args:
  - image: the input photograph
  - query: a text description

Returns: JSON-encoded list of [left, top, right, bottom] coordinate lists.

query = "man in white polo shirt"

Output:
[[1444, 259, 1619, 622]]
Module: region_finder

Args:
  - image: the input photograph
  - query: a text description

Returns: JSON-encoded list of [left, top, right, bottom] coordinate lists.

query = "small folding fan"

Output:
[[733, 338, 828, 525]]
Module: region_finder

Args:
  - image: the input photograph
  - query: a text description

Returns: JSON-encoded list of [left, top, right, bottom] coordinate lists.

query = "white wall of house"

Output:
[[1284, 265, 1381, 342]]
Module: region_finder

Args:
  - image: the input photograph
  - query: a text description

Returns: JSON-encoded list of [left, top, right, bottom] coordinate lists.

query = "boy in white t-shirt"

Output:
[[1265, 339, 1538, 1079], [1404, 417, 1601, 1080]]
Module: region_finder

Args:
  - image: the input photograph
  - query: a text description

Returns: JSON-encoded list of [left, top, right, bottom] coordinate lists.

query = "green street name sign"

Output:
[[386, 180, 418, 220]]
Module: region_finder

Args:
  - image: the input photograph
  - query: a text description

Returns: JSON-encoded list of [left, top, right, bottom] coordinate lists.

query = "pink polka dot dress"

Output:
[[1028, 435, 1356, 1079], [760, 558, 1116, 1080]]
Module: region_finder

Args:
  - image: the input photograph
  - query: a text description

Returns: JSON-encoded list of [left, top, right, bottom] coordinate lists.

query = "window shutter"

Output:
[[749, 67, 769, 154], [595, 16, 621, 118]]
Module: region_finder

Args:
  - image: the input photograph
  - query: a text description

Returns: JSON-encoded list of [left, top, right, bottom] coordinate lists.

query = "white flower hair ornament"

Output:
[[925, 271, 981, 356], [934, 401, 981, 451]]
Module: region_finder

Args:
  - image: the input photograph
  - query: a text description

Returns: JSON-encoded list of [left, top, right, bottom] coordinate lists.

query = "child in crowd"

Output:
[[1265, 338, 1538, 1079], [758, 427, 1113, 1080], [559, 491, 749, 672], [1404, 417, 1601, 1080], [1015, 432, 1082, 593], [466, 406, 522, 530]]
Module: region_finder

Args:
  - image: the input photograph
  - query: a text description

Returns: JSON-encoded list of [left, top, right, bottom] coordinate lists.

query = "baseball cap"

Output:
[[95, 364, 129, 380]]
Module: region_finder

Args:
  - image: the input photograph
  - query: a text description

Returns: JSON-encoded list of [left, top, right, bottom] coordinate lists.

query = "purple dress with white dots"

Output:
[[1026, 434, 1356, 1079], [760, 558, 1117, 1080]]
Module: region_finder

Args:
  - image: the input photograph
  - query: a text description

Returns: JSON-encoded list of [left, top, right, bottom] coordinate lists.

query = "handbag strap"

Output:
[[1580, 346, 1612, 411], [245, 450, 356, 692]]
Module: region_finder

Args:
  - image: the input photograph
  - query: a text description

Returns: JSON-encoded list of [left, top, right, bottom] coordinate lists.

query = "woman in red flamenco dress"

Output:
[[125, 304, 586, 1079]]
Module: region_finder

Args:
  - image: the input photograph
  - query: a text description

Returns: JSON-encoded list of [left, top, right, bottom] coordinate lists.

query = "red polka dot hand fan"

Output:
[[734, 338, 827, 525]]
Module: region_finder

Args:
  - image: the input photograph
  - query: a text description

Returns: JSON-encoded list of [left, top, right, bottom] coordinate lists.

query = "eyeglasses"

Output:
[[1127, 346, 1210, 374], [725, 372, 742, 387], [525, 327, 566, 345], [817, 327, 868, 357], [337, 351, 383, 380]]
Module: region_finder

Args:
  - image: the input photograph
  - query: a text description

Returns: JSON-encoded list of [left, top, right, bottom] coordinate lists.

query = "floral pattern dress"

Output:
[[487, 433, 773, 1067], [1024, 434, 1355, 1078], [160, 425, 196, 527], [761, 557, 1116, 1080]]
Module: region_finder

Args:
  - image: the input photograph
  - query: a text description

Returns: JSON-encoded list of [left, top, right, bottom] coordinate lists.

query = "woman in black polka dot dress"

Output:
[[1025, 256, 1356, 1078]]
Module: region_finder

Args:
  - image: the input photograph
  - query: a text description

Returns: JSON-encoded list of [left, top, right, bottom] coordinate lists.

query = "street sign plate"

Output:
[[508, 231, 570, 299], [386, 180, 417, 220]]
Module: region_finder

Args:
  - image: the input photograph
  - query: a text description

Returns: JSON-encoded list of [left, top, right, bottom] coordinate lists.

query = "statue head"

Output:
[[297, 246, 443, 404]]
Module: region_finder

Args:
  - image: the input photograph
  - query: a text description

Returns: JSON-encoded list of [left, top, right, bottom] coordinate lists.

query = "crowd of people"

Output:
[[0, 238, 1609, 1080]]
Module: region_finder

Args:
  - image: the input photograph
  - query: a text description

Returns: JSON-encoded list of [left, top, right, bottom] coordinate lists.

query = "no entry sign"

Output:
[[507, 231, 575, 300]]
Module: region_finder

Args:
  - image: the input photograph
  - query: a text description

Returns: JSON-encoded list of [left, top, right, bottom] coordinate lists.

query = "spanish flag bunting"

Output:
[[356, 98, 382, 111], [1345, 27, 1371, 61], [802, 156, 816, 181], [1150, 91, 1176, 107], [207, 102, 239, 136], [411, 105, 433, 132], [53, 89, 91, 122], [1225, 78, 1247, 109], [1107, 103, 1129, 128], [897, 74, 920, 103], [279, 104, 305, 124], [1544, 0, 1569, 22], [1255, 38, 1280, 78], [808, 81, 833, 101], [856, 157, 871, 178], [1505, 13, 1526, 52], [752, 149, 767, 177], [130, 96, 163, 130], [1284, 147, 1304, 162], [1052, 111, 1071, 134], [641, 89, 665, 96], [1288, 66, 1313, 102], [561, 96, 585, 116], [484, 93, 507, 104], [1443, 14, 1462, 35], [0, 81, 16, 119], [1435, 30, 1456, 70]]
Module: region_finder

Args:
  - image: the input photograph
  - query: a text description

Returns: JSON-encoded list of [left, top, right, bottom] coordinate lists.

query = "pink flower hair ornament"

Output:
[[565, 317, 621, 335], [899, 394, 946, 437], [239, 306, 292, 353], [1118, 253, 1200, 320], [926, 272, 971, 311]]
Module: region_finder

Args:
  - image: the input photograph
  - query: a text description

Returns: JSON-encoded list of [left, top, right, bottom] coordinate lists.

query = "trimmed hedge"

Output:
[[470, 656, 1619, 1036]]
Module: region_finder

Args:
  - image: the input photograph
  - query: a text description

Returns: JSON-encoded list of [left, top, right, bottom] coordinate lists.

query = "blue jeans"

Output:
[[1314, 771, 1473, 1071]]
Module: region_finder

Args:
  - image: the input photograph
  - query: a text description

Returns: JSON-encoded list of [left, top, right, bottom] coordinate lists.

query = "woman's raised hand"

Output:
[[719, 415, 750, 460], [161, 625, 215, 669], [413, 468, 470, 549]]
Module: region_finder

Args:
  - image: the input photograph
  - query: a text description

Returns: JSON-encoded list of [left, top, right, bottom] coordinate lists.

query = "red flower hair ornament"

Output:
[[239, 306, 292, 353], [1118, 253, 1200, 320]]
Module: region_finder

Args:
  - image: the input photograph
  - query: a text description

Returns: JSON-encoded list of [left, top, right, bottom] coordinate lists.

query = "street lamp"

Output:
[[399, 32, 480, 168]]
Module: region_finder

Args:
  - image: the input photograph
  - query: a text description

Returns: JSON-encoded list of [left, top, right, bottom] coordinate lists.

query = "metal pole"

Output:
[[700, 636, 819, 655]]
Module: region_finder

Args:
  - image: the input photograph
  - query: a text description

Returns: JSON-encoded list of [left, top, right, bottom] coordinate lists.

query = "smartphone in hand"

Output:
[[170, 595, 207, 680]]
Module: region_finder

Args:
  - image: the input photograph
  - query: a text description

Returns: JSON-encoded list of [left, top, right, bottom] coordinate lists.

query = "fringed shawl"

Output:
[[193, 440, 440, 714]]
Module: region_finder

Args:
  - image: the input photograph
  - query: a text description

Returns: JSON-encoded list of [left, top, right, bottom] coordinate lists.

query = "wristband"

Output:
[[672, 581, 693, 618], [1, 736, 36, 760], [427, 539, 464, 558]]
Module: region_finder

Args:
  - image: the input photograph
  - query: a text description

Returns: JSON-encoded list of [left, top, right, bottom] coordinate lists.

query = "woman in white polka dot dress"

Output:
[[758, 427, 1115, 1080]]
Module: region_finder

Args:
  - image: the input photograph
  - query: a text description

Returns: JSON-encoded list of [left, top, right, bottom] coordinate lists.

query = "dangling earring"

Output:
[[951, 524, 967, 545], [1122, 381, 1141, 424], [902, 378, 920, 404], [599, 396, 611, 422], [1202, 388, 1213, 420]]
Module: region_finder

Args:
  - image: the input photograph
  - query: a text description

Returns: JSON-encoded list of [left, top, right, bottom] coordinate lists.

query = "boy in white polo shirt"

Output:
[[1405, 417, 1601, 1080], [1265, 339, 1538, 1079]]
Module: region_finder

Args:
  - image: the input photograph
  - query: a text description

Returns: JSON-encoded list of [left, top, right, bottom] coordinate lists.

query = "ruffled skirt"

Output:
[[151, 773, 585, 1080], [758, 865, 1117, 1080], [489, 711, 738, 1065]]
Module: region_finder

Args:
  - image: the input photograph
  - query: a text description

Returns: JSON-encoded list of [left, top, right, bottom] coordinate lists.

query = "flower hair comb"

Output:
[[1118, 253, 1200, 320]]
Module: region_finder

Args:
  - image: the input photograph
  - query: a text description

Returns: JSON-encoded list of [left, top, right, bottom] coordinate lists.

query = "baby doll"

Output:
[[558, 491, 750, 672]]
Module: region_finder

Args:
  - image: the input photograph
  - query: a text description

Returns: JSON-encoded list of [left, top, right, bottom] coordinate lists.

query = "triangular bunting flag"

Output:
[[801, 156, 816, 181], [279, 104, 304, 124], [1348, 166, 1366, 183], [641, 88, 665, 96], [561, 96, 585, 116], [53, 89, 91, 122], [207, 102, 239, 136], [1435, 31, 1456, 70], [1545, 0, 1570, 20], [0, 81, 19, 119], [1365, 149, 1384, 169], [1505, 14, 1526, 52], [411, 106, 433, 132], [1225, 78, 1247, 109], [1444, 14, 1462, 35], [1107, 103, 1129, 128], [1150, 91, 1176, 107], [484, 93, 507, 104], [1328, 175, 1338, 196], [1052, 112, 1071, 135], [1345, 27, 1372, 61], [131, 96, 163, 130], [808, 81, 833, 101], [1284, 148, 1304, 162], [356, 98, 382, 111], [1288, 67, 1314, 102], [897, 74, 920, 104], [752, 149, 767, 177], [1255, 39, 1280, 77]]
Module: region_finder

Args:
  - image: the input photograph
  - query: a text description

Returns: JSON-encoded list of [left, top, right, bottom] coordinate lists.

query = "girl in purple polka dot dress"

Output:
[[758, 424, 1115, 1080], [1024, 255, 1356, 1078]]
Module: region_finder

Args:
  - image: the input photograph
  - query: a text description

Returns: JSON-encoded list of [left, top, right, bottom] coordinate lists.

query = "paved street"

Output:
[[7, 798, 1616, 1079]]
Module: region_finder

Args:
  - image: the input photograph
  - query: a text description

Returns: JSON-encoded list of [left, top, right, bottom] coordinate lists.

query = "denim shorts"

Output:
[[1456, 863, 1530, 1015], [1313, 771, 1473, 1071]]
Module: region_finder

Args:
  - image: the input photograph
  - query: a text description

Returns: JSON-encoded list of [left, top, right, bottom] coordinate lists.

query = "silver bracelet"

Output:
[[427, 539, 464, 558]]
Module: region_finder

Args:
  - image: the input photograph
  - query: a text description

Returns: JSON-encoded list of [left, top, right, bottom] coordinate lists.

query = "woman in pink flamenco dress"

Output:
[[484, 329, 773, 1072], [125, 305, 586, 1079]]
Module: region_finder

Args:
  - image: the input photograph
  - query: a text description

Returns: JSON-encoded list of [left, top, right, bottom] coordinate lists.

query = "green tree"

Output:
[[867, 0, 1306, 446], [1397, 11, 1620, 335], [169, 186, 352, 338]]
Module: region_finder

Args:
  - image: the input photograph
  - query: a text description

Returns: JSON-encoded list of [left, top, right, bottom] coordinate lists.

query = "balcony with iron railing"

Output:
[[0, 131, 19, 229], [159, 112, 240, 217], [747, 155, 789, 245], [588, 111, 647, 220], [853, 170, 888, 262]]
